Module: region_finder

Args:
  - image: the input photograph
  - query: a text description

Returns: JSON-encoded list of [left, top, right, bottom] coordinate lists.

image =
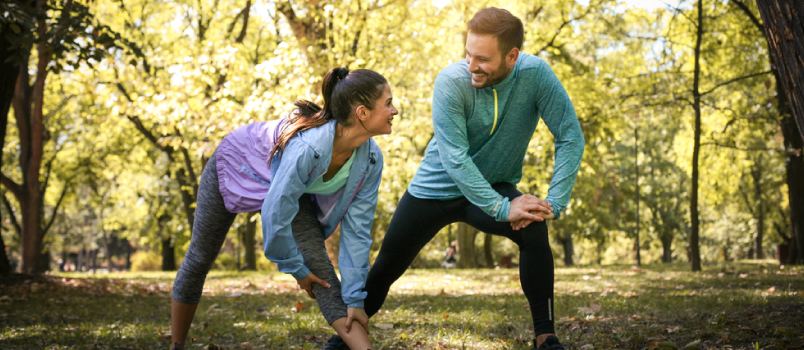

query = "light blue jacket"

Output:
[[262, 119, 382, 308]]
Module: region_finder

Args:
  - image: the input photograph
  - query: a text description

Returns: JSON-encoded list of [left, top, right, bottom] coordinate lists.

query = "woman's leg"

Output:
[[170, 156, 236, 348], [291, 195, 371, 349]]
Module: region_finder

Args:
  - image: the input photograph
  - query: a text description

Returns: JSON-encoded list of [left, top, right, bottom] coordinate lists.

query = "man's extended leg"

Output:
[[364, 191, 460, 316], [462, 183, 557, 347]]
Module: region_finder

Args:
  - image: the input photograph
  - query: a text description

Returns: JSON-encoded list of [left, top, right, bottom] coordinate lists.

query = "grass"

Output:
[[0, 261, 802, 349]]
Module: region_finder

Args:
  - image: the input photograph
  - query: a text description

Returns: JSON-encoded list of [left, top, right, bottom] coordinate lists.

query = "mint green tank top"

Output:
[[305, 149, 355, 195]]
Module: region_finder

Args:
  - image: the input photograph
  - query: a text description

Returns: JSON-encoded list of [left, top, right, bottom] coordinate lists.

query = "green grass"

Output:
[[1, 261, 802, 349]]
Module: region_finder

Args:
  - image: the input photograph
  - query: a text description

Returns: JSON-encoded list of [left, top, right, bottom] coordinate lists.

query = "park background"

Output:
[[0, 0, 803, 349]]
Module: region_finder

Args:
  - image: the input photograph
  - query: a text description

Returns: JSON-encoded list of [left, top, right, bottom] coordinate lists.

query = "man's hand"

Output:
[[511, 211, 555, 230], [297, 272, 331, 299], [345, 307, 369, 333], [508, 195, 553, 230]]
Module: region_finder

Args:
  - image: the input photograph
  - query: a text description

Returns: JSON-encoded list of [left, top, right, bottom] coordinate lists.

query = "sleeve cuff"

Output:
[[547, 199, 562, 219], [494, 197, 511, 222], [291, 266, 311, 280], [346, 301, 365, 308]]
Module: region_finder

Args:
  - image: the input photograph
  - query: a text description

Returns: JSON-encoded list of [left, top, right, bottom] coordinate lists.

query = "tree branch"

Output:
[[42, 183, 69, 238], [700, 141, 784, 153], [0, 174, 22, 201], [730, 0, 763, 33], [1, 190, 21, 237], [700, 70, 772, 96]]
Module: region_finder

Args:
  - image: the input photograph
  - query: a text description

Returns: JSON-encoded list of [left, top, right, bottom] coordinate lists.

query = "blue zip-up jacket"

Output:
[[262, 119, 382, 308]]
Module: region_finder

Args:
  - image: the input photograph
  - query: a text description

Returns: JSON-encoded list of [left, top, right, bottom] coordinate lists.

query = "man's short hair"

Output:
[[467, 7, 524, 55]]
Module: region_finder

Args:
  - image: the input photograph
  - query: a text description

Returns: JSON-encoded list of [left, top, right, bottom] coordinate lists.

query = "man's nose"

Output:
[[467, 57, 478, 72]]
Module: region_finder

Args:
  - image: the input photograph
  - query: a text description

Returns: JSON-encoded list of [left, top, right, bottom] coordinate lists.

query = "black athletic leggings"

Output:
[[365, 183, 555, 336]]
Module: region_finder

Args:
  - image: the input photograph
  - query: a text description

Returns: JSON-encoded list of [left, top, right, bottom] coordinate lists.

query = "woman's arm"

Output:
[[338, 147, 383, 309], [261, 139, 317, 280]]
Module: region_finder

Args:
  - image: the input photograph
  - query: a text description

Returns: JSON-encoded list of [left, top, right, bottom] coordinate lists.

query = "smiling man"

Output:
[[326, 7, 584, 350]]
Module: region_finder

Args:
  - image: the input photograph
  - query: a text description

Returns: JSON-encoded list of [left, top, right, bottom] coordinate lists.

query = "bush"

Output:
[[130, 250, 162, 271]]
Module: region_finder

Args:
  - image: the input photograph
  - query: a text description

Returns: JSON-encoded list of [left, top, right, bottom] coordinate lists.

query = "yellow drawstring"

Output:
[[490, 88, 499, 135]]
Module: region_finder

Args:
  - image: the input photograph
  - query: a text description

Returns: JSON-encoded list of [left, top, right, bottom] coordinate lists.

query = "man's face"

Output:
[[465, 32, 518, 88]]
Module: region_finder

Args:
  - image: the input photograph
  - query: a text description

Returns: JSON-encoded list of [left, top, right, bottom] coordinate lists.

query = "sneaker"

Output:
[[323, 334, 349, 350], [535, 335, 565, 350]]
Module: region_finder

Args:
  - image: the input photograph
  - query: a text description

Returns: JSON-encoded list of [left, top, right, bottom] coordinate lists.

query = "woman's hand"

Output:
[[297, 272, 331, 299], [345, 307, 369, 333]]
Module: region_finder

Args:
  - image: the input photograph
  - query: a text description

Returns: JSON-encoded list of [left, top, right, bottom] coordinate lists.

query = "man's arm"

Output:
[[533, 60, 585, 219]]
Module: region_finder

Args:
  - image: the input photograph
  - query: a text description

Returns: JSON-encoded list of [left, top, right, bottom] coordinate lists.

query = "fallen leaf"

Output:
[[374, 323, 394, 330], [682, 339, 701, 350], [292, 301, 304, 313]]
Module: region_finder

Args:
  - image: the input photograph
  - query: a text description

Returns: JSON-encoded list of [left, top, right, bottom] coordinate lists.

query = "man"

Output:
[[328, 7, 584, 350]]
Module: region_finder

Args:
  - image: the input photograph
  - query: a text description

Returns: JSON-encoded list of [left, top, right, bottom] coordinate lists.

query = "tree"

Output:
[[754, 0, 804, 264], [732, 0, 804, 264], [688, 0, 704, 272], [755, 1, 804, 143], [0, 1, 34, 274]]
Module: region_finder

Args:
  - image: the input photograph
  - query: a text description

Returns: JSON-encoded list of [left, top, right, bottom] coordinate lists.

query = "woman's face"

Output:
[[359, 84, 398, 136]]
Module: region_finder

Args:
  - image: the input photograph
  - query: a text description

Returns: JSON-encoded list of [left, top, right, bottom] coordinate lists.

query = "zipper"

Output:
[[490, 87, 499, 135]]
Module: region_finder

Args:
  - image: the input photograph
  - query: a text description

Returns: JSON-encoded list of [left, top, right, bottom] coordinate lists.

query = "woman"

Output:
[[170, 67, 397, 350]]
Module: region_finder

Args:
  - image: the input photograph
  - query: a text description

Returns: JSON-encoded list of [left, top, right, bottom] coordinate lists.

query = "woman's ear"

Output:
[[355, 105, 368, 121]]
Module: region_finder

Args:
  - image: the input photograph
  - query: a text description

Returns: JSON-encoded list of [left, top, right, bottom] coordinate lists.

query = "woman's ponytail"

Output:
[[270, 67, 349, 161], [269, 66, 387, 162]]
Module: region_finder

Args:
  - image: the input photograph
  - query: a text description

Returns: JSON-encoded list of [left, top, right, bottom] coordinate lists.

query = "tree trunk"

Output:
[[782, 115, 804, 264], [161, 238, 176, 271], [0, 0, 50, 275], [482, 233, 493, 268], [456, 223, 478, 268], [239, 213, 257, 270], [561, 235, 574, 266], [634, 126, 641, 266], [733, 0, 804, 265], [756, 0, 804, 265], [91, 249, 98, 273], [751, 161, 765, 259], [756, 0, 804, 143], [661, 234, 673, 263], [775, 60, 804, 264], [0, 10, 26, 275], [124, 239, 132, 270], [689, 0, 704, 272]]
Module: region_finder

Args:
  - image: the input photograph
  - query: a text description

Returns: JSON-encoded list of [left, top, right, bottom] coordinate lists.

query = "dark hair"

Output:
[[270, 67, 388, 161], [467, 7, 524, 55]]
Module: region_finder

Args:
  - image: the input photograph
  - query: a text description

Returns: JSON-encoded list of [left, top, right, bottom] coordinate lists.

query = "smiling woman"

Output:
[[168, 67, 397, 350]]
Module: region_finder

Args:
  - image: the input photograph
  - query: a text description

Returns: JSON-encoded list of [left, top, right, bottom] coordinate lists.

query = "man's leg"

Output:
[[364, 191, 460, 316], [462, 183, 556, 347]]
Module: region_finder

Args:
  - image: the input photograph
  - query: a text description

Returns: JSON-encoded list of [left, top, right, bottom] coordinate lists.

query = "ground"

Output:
[[0, 261, 802, 349]]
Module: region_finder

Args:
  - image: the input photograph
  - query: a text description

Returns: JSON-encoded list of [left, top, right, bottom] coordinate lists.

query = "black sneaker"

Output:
[[535, 335, 565, 350], [323, 334, 349, 350]]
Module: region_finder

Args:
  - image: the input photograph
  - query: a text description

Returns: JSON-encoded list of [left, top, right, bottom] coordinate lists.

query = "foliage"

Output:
[[0, 0, 795, 272]]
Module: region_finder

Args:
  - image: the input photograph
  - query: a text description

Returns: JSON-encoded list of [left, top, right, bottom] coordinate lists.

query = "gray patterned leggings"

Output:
[[171, 155, 348, 324]]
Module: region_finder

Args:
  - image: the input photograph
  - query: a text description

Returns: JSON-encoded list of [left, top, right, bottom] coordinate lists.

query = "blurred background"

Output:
[[1, 0, 802, 275]]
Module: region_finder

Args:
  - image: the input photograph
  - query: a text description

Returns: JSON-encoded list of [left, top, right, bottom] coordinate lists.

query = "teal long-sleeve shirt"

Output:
[[408, 53, 585, 220]]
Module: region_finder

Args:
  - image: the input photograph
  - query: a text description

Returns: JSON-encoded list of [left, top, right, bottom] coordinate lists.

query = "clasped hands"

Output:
[[508, 194, 554, 230]]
